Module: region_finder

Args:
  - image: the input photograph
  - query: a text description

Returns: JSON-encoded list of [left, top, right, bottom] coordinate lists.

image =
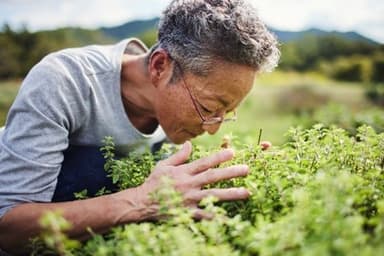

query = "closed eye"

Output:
[[197, 101, 214, 115]]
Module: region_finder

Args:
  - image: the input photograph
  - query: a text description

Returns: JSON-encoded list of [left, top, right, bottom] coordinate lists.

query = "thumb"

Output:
[[160, 141, 192, 166]]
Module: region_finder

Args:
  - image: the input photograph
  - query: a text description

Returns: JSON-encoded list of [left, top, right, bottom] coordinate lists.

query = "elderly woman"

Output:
[[0, 0, 279, 254]]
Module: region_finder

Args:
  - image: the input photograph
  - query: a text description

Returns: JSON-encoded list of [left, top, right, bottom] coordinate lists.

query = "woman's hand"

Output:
[[113, 141, 249, 223]]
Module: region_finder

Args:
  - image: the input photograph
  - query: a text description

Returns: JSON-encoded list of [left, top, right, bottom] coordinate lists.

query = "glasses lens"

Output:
[[202, 110, 237, 125]]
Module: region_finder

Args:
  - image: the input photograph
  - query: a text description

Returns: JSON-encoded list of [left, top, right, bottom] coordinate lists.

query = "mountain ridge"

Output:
[[99, 17, 379, 45]]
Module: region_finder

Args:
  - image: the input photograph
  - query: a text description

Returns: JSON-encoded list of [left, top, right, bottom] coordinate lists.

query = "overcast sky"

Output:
[[1, 0, 383, 43]]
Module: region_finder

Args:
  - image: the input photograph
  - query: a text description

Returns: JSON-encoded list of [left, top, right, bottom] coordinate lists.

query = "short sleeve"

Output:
[[0, 53, 88, 218]]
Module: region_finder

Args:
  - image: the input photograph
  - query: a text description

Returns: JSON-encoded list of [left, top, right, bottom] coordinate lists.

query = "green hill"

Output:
[[100, 18, 159, 40], [270, 27, 379, 45]]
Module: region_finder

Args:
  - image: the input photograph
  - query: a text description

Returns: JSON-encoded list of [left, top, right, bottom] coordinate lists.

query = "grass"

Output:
[[0, 71, 373, 146]]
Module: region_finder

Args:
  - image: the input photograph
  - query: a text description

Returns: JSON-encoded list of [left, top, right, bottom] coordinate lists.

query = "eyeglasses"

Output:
[[174, 61, 237, 125]]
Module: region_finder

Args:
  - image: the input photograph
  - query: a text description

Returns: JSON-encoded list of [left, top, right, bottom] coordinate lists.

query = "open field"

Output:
[[0, 71, 374, 146], [0, 79, 21, 125], [193, 71, 373, 147]]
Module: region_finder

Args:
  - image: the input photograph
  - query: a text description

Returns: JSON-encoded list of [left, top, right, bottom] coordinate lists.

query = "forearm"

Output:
[[0, 186, 152, 255], [0, 143, 251, 255]]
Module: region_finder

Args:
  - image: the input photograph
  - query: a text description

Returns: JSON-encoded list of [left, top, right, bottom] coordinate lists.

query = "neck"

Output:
[[120, 53, 158, 133], [121, 54, 155, 117]]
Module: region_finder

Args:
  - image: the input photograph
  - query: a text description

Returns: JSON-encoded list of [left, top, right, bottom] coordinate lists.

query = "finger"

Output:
[[186, 148, 234, 175], [191, 187, 250, 202], [195, 165, 249, 186], [159, 141, 192, 166], [192, 208, 214, 220], [260, 141, 272, 151]]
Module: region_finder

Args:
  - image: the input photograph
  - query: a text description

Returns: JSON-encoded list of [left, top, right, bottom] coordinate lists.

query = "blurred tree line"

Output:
[[279, 35, 384, 106], [279, 35, 384, 83], [1, 25, 383, 99], [2, 25, 382, 82], [0, 24, 113, 79]]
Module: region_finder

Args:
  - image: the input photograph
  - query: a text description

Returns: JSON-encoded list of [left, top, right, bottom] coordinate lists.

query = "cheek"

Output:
[[159, 105, 192, 130], [155, 91, 187, 129], [154, 86, 201, 142], [157, 109, 189, 144]]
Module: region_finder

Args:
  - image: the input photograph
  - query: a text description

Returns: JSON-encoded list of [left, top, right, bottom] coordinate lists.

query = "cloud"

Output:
[[0, 0, 169, 30], [251, 0, 384, 42]]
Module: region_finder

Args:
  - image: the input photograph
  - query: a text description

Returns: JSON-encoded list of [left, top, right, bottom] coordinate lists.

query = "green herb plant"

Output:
[[36, 124, 384, 256]]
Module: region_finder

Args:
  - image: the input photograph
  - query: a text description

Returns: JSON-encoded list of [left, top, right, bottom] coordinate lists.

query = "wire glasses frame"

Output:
[[174, 60, 237, 125]]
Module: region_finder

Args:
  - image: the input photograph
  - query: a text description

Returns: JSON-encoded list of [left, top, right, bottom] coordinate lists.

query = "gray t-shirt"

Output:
[[0, 38, 166, 218]]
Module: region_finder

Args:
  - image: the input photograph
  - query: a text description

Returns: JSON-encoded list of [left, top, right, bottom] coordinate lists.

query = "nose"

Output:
[[202, 122, 221, 135]]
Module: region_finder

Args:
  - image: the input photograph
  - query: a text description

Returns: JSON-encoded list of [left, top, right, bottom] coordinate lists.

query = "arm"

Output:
[[0, 141, 249, 255], [0, 192, 129, 254]]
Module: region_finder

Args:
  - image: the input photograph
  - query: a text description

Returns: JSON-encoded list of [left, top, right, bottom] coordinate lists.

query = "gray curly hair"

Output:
[[149, 0, 280, 80]]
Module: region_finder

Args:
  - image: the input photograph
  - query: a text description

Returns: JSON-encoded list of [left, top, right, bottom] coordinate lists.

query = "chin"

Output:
[[168, 131, 198, 144], [171, 138, 187, 145], [169, 135, 190, 144]]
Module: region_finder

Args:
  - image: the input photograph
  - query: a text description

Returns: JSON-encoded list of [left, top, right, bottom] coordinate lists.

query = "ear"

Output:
[[148, 49, 173, 87]]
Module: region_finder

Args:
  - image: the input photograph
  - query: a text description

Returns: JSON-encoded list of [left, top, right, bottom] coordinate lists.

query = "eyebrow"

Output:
[[200, 95, 229, 111], [197, 81, 231, 109]]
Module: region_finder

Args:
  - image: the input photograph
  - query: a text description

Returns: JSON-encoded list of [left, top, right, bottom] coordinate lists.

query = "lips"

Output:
[[185, 130, 198, 137], [186, 130, 205, 138], [175, 128, 203, 140]]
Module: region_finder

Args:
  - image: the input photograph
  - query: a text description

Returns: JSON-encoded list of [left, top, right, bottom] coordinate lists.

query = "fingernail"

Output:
[[240, 164, 249, 173], [223, 148, 234, 157], [244, 188, 252, 196], [239, 188, 250, 197], [183, 141, 190, 149]]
